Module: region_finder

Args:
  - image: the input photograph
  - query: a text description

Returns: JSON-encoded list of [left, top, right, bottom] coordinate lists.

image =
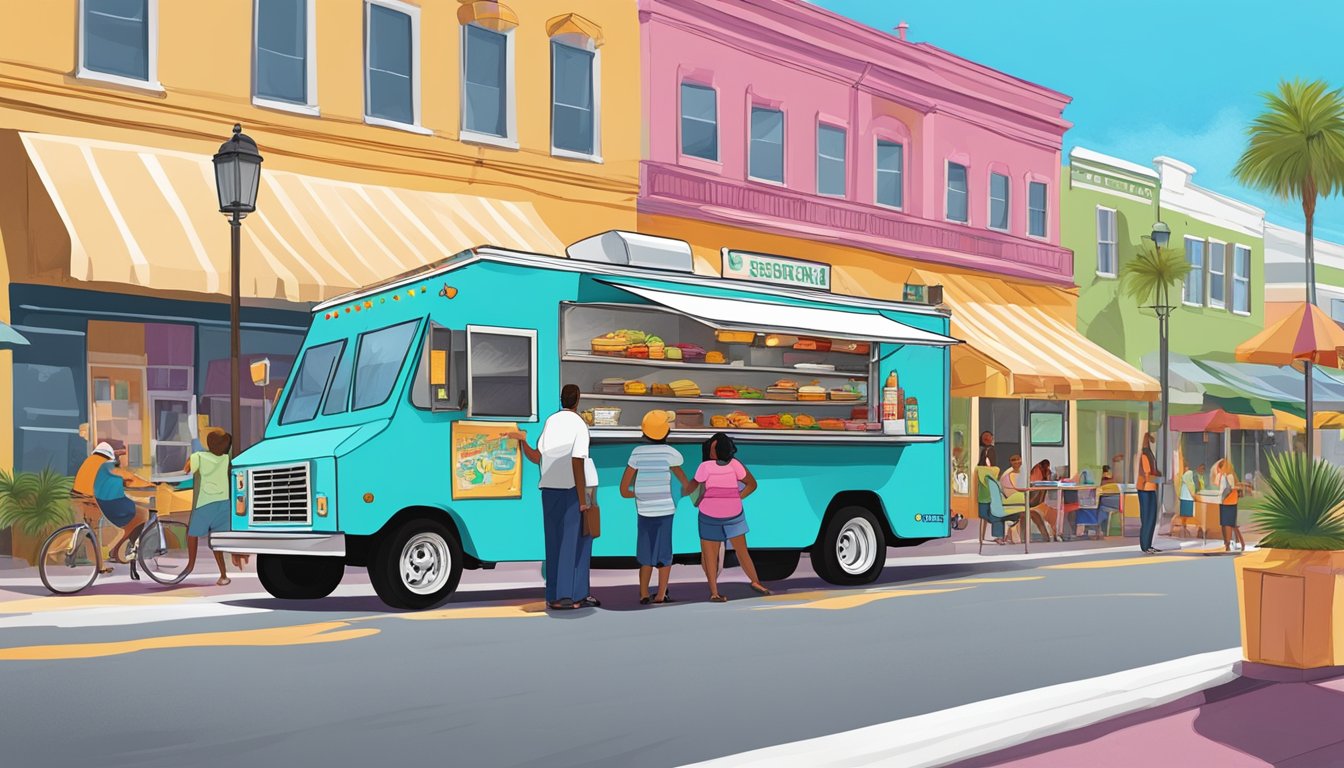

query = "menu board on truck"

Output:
[[451, 421, 523, 500]]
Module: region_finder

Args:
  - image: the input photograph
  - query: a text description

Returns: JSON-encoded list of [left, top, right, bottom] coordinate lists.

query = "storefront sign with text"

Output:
[[721, 249, 831, 291]]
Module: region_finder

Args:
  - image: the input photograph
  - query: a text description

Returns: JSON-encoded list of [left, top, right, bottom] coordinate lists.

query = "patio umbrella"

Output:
[[1272, 409, 1344, 431], [1236, 302, 1344, 457], [1169, 408, 1274, 433]]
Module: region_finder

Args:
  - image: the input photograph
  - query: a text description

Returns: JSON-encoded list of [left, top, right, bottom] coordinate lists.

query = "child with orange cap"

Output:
[[620, 410, 692, 604]]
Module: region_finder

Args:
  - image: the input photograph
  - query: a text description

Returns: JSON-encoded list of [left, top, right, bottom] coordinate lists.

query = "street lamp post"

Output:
[[1150, 221, 1173, 536], [212, 124, 263, 458]]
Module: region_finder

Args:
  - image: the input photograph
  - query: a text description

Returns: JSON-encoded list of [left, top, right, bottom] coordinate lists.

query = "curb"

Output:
[[681, 648, 1243, 768]]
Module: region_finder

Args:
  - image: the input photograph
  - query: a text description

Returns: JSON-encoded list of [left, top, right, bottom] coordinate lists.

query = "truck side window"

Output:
[[412, 323, 465, 411], [466, 326, 537, 420]]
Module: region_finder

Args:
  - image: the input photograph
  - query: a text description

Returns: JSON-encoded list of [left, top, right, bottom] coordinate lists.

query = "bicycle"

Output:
[[39, 495, 192, 594]]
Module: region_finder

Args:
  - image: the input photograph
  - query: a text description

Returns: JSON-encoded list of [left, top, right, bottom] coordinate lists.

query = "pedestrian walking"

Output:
[[691, 432, 769, 602], [619, 410, 692, 604], [183, 430, 236, 585], [1212, 458, 1247, 552], [511, 384, 592, 610], [1170, 461, 1199, 538], [1136, 432, 1162, 554]]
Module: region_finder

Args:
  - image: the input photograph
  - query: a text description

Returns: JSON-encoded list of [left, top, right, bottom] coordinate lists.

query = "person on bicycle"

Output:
[[91, 443, 154, 562], [183, 429, 236, 586]]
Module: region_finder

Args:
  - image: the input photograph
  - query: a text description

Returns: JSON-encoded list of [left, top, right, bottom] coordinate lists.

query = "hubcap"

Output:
[[836, 517, 877, 575], [400, 533, 451, 595]]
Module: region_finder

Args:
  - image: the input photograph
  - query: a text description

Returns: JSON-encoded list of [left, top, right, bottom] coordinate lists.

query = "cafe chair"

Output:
[[1074, 487, 1105, 540], [978, 477, 1025, 555]]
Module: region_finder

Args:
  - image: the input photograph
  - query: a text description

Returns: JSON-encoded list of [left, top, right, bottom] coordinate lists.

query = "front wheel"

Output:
[[368, 518, 463, 610], [812, 506, 886, 585], [257, 554, 345, 600], [38, 525, 100, 594], [137, 520, 191, 585]]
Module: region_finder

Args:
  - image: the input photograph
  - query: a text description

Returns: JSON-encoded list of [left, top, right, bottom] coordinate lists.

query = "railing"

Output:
[[640, 162, 1074, 283]]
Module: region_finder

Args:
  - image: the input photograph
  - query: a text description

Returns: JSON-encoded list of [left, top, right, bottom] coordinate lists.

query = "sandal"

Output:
[[580, 596, 601, 608], [216, 577, 231, 587], [749, 583, 772, 596], [709, 594, 728, 603], [639, 596, 651, 605], [548, 600, 580, 610], [98, 565, 114, 575], [653, 593, 675, 604]]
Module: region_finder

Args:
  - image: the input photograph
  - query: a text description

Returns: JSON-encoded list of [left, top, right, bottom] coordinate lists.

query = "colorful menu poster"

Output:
[[451, 421, 523, 500]]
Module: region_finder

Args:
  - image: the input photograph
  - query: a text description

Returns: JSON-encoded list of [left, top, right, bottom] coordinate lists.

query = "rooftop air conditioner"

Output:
[[566, 230, 693, 273]]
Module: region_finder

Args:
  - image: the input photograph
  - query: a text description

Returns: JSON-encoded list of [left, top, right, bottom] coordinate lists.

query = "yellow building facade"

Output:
[[0, 1, 640, 492]]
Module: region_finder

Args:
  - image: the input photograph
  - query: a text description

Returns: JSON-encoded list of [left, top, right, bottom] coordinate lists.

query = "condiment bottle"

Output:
[[905, 396, 919, 434], [882, 371, 901, 421]]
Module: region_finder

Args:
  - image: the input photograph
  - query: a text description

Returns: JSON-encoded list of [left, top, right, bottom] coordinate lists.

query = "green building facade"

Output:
[[1063, 148, 1266, 475]]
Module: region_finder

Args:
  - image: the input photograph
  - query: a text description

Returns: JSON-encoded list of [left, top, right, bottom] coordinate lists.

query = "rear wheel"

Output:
[[812, 506, 886, 585], [38, 525, 100, 594], [137, 520, 191, 585], [751, 550, 800, 581], [368, 518, 463, 610], [257, 554, 344, 600]]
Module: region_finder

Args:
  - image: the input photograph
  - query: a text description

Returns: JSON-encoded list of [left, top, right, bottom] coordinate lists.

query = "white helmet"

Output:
[[92, 442, 115, 459]]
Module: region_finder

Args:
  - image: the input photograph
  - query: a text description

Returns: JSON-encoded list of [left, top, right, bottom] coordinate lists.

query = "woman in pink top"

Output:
[[692, 433, 769, 601]]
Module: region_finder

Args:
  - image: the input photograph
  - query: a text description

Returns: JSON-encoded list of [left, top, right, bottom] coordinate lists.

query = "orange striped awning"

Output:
[[919, 270, 1160, 401], [20, 133, 565, 303]]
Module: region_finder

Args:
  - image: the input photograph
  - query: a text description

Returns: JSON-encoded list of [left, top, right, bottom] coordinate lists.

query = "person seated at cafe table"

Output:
[[1027, 459, 1065, 542], [1053, 465, 1086, 541], [998, 455, 1053, 544]]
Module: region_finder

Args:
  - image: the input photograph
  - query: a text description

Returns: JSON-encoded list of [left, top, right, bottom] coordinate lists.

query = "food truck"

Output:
[[212, 232, 957, 609]]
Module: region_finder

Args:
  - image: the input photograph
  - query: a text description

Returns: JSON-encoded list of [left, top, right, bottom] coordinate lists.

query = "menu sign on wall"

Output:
[[721, 249, 831, 291]]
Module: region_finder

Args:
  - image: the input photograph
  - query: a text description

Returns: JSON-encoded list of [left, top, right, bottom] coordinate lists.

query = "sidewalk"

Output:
[[951, 667, 1344, 768]]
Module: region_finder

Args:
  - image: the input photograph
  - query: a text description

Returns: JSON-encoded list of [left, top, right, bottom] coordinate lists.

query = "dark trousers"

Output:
[[573, 534, 592, 599], [542, 488, 581, 604], [1138, 489, 1158, 550]]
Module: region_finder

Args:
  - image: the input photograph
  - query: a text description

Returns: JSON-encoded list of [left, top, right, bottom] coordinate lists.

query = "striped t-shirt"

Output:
[[627, 444, 683, 517]]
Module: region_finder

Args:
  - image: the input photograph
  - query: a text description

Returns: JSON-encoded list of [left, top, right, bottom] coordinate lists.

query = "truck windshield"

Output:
[[279, 340, 344, 425], [352, 320, 420, 410]]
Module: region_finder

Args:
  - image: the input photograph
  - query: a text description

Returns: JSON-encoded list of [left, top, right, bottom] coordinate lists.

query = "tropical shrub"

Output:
[[1252, 453, 1344, 550], [0, 469, 74, 537]]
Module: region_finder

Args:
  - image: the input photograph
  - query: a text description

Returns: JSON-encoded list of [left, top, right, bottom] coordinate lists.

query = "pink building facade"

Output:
[[638, 0, 1074, 285]]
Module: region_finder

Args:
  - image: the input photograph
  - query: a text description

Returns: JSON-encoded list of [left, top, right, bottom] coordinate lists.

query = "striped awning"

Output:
[[923, 271, 1160, 401], [20, 133, 565, 303]]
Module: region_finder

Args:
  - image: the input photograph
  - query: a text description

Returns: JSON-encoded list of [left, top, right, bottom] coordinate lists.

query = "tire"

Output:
[[751, 550, 800, 582], [812, 506, 886, 585], [257, 554, 345, 600], [367, 517, 463, 610], [137, 520, 191, 585], [38, 525, 100, 594]]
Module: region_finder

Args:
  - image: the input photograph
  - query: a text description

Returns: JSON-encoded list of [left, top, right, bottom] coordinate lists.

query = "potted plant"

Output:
[[0, 469, 74, 565], [1235, 452, 1344, 670]]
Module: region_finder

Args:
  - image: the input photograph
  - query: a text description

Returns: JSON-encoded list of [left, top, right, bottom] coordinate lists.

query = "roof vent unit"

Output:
[[566, 230, 693, 273]]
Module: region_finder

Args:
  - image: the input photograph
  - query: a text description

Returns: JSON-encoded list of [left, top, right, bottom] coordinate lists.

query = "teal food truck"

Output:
[[212, 232, 957, 609]]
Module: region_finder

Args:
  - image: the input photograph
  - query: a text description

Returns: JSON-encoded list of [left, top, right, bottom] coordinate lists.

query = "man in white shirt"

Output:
[[512, 384, 591, 610]]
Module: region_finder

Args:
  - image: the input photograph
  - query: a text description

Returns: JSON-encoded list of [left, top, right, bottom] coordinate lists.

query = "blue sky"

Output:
[[815, 0, 1344, 241]]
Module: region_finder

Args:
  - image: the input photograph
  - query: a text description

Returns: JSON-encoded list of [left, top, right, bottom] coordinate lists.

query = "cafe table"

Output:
[[1029, 482, 1100, 544]]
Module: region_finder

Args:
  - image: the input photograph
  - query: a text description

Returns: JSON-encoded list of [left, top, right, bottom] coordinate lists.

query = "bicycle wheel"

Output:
[[137, 520, 192, 585], [38, 525, 100, 594]]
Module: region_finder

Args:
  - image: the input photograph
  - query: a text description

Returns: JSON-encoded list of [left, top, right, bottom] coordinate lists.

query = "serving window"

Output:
[[466, 325, 538, 420]]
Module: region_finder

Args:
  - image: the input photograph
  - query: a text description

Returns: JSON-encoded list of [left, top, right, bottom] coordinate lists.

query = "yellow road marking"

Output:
[[0, 602, 540, 661], [757, 586, 973, 611], [0, 592, 205, 614], [1043, 556, 1188, 570]]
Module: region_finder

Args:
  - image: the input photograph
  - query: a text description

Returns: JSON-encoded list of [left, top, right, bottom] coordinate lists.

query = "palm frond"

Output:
[[0, 468, 74, 537], [1233, 79, 1344, 202], [1251, 452, 1344, 550], [1120, 241, 1190, 306]]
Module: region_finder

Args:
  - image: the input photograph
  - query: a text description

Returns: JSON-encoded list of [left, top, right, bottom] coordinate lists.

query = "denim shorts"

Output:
[[97, 496, 137, 528], [698, 512, 748, 542], [188, 500, 232, 538], [637, 514, 675, 567]]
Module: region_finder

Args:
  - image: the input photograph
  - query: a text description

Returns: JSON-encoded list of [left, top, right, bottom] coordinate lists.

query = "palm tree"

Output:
[[1122, 240, 1190, 529], [1234, 79, 1344, 306], [1233, 79, 1344, 457]]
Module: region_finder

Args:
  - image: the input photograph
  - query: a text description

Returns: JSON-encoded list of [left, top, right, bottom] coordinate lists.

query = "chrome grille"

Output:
[[248, 464, 312, 525]]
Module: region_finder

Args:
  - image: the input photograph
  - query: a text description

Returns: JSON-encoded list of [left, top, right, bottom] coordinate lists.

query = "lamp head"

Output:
[[212, 124, 263, 215]]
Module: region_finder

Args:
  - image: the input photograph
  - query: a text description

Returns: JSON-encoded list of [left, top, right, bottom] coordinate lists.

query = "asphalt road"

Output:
[[0, 549, 1242, 768]]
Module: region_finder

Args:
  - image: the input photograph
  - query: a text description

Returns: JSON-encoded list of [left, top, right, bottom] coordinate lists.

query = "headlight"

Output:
[[235, 473, 245, 492]]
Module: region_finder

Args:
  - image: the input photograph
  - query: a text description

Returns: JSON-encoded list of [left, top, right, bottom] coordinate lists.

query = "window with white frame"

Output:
[[551, 39, 596, 157], [1233, 245, 1251, 314], [680, 82, 717, 161], [1028, 181, 1048, 237], [254, 0, 312, 108], [467, 326, 537, 419], [816, 124, 846, 197], [364, 1, 418, 128], [1207, 241, 1227, 309], [81, 0, 155, 85], [463, 24, 512, 140], [749, 106, 784, 183], [946, 162, 969, 223], [1096, 207, 1117, 276], [876, 140, 903, 208], [989, 172, 1010, 231], [1332, 299, 1344, 323], [1184, 236, 1205, 305]]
